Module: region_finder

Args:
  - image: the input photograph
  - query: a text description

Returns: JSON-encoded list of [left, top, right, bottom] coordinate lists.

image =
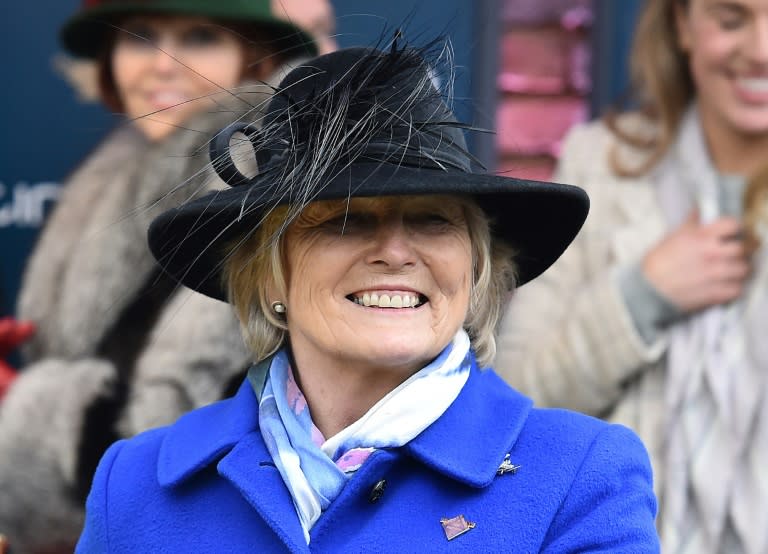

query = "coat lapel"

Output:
[[157, 379, 308, 553], [217, 434, 309, 553], [403, 361, 533, 487]]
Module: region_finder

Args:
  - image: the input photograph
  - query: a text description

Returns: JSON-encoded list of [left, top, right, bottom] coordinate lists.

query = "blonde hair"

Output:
[[223, 197, 516, 368], [744, 167, 768, 255], [606, 0, 694, 176]]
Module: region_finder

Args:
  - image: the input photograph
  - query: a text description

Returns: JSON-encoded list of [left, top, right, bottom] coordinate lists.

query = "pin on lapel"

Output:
[[497, 453, 521, 476], [440, 514, 476, 541]]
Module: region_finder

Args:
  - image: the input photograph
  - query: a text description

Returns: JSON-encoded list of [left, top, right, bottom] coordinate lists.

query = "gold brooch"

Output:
[[440, 514, 476, 540]]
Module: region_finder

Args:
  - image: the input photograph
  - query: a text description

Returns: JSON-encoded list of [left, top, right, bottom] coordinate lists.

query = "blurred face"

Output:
[[111, 16, 245, 141], [270, 0, 338, 54], [677, 0, 768, 138], [282, 195, 473, 377]]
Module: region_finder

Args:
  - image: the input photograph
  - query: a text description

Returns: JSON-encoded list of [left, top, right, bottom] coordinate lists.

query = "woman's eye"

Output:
[[182, 27, 224, 47], [407, 213, 454, 229], [719, 15, 745, 29], [321, 213, 375, 233], [714, 6, 747, 30]]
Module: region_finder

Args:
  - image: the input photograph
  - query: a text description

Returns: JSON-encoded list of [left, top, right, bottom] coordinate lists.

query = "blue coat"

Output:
[[77, 363, 659, 553]]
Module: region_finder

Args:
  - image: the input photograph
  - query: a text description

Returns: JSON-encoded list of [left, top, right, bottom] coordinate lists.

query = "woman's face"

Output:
[[677, 0, 768, 138], [282, 195, 473, 377], [111, 16, 245, 141]]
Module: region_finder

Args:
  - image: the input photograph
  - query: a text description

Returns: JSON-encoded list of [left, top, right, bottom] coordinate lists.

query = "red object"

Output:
[[0, 317, 36, 399], [0, 361, 17, 399]]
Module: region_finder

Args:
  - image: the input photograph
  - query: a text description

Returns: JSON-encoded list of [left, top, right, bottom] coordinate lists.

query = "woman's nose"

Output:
[[150, 48, 180, 74], [746, 18, 768, 64], [366, 220, 417, 268], [145, 35, 182, 74]]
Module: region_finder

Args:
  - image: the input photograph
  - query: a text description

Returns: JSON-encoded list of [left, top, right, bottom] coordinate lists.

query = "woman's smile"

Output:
[[144, 89, 193, 111], [347, 289, 427, 309], [733, 73, 768, 103]]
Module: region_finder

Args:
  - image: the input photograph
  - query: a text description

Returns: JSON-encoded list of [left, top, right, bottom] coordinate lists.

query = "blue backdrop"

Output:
[[590, 0, 645, 117], [1, 0, 113, 317]]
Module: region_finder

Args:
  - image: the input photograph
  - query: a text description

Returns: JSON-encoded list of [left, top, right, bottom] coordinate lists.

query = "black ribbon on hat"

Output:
[[210, 120, 476, 189]]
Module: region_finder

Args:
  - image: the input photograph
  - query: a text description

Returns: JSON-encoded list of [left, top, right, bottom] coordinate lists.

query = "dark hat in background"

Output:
[[60, 0, 317, 59], [148, 44, 589, 301]]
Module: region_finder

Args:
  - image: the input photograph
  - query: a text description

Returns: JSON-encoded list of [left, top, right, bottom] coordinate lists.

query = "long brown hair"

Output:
[[606, 0, 695, 176]]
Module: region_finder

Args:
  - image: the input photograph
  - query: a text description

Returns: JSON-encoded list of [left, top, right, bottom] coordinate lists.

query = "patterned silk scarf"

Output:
[[657, 106, 768, 554], [252, 330, 472, 543]]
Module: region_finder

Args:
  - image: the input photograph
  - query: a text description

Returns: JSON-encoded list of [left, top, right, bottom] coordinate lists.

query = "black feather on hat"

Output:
[[148, 39, 589, 301]]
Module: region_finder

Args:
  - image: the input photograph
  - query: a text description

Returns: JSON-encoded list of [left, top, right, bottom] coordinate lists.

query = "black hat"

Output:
[[148, 44, 589, 301]]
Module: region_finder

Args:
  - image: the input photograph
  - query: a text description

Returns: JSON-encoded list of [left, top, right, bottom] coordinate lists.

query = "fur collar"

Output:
[[18, 84, 274, 361]]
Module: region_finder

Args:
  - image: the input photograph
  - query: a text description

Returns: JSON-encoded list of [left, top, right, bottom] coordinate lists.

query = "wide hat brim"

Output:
[[148, 161, 589, 301], [60, 0, 317, 59]]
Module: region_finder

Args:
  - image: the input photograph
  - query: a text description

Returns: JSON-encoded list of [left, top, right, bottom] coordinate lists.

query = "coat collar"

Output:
[[157, 356, 533, 489], [157, 380, 261, 487], [403, 358, 532, 487]]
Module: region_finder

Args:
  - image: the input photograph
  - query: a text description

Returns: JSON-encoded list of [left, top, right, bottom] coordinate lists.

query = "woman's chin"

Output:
[[132, 105, 201, 141], [346, 339, 442, 374], [134, 118, 179, 142]]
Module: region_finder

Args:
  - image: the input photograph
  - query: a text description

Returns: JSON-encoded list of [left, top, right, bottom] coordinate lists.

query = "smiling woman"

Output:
[[74, 43, 660, 551], [495, 0, 768, 552]]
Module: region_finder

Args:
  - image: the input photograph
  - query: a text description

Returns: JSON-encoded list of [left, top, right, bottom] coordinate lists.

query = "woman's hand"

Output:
[[642, 211, 751, 313]]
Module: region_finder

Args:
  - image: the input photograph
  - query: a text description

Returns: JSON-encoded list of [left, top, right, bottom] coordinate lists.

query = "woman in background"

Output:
[[496, 0, 768, 552], [0, 1, 325, 551]]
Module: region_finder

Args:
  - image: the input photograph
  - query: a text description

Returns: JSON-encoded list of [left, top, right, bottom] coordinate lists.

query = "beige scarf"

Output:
[[657, 106, 768, 554]]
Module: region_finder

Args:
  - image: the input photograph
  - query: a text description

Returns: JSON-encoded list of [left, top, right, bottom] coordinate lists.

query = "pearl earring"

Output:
[[271, 301, 286, 314]]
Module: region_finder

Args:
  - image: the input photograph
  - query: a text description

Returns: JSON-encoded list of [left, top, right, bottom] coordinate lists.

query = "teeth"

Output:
[[739, 78, 768, 92], [151, 92, 189, 107], [351, 292, 422, 308]]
